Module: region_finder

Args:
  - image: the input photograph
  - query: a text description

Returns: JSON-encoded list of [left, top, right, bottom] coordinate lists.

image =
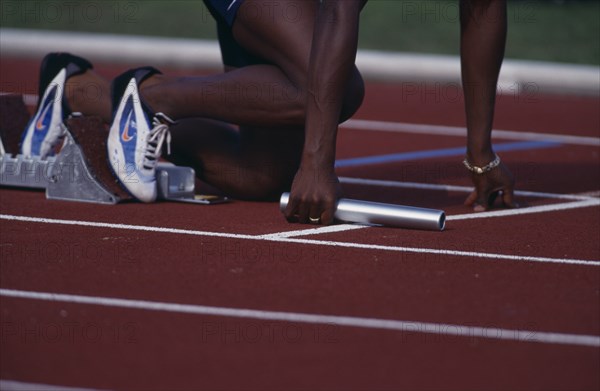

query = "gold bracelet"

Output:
[[463, 154, 501, 174]]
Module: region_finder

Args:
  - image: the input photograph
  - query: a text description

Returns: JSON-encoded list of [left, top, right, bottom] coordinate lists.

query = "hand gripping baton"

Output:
[[280, 193, 445, 231]]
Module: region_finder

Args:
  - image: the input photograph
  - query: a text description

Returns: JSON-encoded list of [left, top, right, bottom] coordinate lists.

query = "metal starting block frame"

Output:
[[0, 131, 223, 205]]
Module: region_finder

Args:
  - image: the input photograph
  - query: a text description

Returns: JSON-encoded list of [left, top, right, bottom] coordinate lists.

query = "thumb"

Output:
[[501, 186, 517, 209], [464, 189, 487, 212], [284, 194, 299, 222], [464, 190, 478, 207], [472, 187, 490, 212]]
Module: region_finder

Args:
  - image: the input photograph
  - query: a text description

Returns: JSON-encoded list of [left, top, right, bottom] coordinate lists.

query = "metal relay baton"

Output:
[[280, 193, 445, 231]]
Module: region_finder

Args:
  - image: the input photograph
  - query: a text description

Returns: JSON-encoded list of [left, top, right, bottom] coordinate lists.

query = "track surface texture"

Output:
[[1, 58, 599, 391]]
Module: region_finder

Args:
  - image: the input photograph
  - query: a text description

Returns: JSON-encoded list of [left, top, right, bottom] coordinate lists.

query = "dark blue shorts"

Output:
[[203, 0, 265, 68], [203, 0, 244, 27]]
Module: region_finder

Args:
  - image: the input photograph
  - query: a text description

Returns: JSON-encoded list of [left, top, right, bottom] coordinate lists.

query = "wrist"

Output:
[[463, 153, 501, 174], [299, 160, 336, 177], [301, 147, 336, 170], [465, 147, 496, 167]]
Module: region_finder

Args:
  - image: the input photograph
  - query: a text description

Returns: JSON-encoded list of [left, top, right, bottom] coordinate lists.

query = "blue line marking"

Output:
[[335, 141, 562, 168]]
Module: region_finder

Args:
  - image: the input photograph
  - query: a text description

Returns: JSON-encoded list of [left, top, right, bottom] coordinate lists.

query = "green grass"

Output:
[[1, 0, 598, 65], [359, 0, 600, 65], [0, 1, 218, 39]]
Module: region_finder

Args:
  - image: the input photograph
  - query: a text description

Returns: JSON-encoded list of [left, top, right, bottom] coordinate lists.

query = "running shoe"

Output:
[[20, 52, 93, 158], [107, 67, 174, 203]]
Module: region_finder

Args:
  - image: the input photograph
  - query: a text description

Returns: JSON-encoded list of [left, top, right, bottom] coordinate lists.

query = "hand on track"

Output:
[[284, 167, 342, 225], [464, 161, 518, 211]]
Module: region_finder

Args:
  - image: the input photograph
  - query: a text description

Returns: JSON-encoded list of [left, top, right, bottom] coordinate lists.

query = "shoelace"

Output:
[[143, 112, 175, 170]]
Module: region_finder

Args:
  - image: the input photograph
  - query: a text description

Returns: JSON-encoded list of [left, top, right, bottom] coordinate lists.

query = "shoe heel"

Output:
[[37, 52, 93, 113], [110, 66, 162, 119]]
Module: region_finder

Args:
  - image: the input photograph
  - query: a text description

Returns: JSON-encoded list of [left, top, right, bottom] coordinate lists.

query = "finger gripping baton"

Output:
[[280, 193, 445, 231]]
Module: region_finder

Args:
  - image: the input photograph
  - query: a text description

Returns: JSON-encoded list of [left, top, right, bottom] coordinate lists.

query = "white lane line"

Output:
[[0, 380, 106, 391], [263, 179, 597, 238], [270, 236, 600, 267], [258, 224, 369, 239], [1, 288, 598, 348], [1, 214, 598, 267], [513, 189, 597, 201], [5, 93, 598, 146], [576, 190, 600, 198], [448, 198, 600, 221], [342, 119, 600, 147], [0, 92, 38, 107], [0, 214, 258, 241], [262, 196, 599, 238], [339, 177, 596, 201]]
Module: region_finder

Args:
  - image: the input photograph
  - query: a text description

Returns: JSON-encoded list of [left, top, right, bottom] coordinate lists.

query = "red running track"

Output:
[[1, 57, 599, 391]]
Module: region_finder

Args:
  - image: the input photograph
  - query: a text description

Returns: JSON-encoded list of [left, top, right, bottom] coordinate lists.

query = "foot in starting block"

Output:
[[0, 94, 228, 205]]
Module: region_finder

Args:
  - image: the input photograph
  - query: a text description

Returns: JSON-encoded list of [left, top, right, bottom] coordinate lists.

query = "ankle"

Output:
[[139, 76, 167, 115]]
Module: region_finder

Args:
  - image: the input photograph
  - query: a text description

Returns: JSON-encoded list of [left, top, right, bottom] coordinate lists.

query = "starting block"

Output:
[[0, 94, 227, 205]]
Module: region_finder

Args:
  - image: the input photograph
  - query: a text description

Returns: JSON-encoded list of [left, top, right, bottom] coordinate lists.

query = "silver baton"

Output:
[[280, 193, 445, 231]]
